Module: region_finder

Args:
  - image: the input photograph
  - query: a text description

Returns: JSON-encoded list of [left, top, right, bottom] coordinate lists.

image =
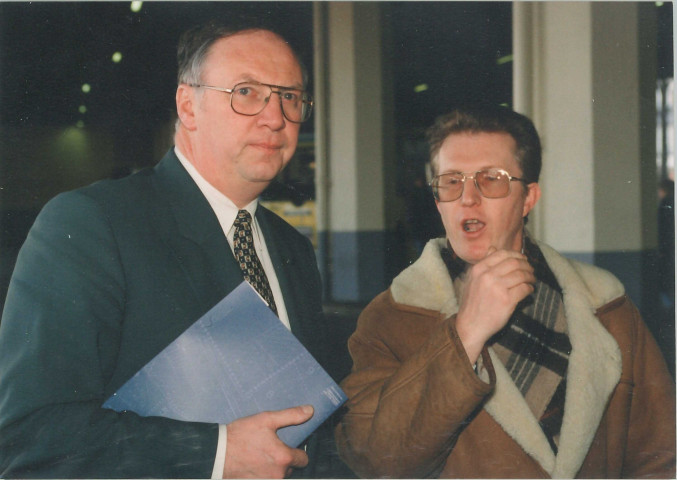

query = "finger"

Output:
[[268, 405, 314, 429], [472, 256, 532, 284], [288, 447, 309, 469], [491, 259, 535, 283], [490, 256, 534, 278], [481, 248, 527, 268], [508, 282, 535, 305]]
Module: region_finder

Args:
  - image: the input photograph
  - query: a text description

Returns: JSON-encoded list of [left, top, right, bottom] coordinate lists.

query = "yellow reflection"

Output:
[[497, 54, 513, 66]]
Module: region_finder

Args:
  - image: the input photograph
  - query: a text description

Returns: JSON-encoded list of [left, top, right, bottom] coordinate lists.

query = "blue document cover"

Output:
[[102, 281, 347, 447]]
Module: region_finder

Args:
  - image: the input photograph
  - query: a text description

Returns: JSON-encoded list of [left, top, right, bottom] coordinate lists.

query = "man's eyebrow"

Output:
[[268, 82, 305, 91], [231, 75, 304, 90]]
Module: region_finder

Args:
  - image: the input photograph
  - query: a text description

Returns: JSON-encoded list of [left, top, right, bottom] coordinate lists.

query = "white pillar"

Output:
[[513, 2, 658, 311], [313, 2, 391, 302]]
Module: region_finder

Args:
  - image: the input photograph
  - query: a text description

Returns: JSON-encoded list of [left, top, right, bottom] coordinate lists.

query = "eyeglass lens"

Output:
[[433, 169, 512, 201], [231, 83, 312, 123]]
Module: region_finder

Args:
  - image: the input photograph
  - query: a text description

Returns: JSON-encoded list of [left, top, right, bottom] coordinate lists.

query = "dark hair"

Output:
[[176, 20, 308, 87], [426, 106, 542, 184]]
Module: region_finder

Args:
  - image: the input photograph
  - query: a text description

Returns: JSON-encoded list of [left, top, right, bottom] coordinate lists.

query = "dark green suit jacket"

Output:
[[0, 150, 329, 478]]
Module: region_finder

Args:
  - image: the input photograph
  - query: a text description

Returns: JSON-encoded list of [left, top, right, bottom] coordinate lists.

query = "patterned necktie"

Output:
[[233, 209, 278, 315]]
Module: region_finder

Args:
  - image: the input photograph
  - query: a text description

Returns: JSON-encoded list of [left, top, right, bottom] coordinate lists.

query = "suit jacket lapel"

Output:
[[151, 150, 242, 312], [150, 153, 317, 354], [255, 208, 302, 331]]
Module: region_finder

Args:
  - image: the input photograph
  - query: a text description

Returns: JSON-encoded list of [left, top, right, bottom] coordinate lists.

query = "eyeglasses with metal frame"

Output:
[[189, 81, 314, 123], [430, 167, 528, 202]]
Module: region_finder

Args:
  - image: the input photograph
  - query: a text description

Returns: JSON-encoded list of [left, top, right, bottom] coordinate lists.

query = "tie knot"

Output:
[[235, 209, 252, 226]]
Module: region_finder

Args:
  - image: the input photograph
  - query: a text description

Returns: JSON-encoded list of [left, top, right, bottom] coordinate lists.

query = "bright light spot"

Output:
[[112, 52, 123, 63], [656, 2, 664, 6], [414, 83, 429, 93], [78, 105, 87, 114], [57, 126, 92, 163], [497, 54, 513, 66], [82, 83, 91, 93], [130, 1, 142, 12]]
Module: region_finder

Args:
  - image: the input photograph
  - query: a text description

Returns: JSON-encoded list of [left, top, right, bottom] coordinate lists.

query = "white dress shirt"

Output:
[[174, 147, 292, 478]]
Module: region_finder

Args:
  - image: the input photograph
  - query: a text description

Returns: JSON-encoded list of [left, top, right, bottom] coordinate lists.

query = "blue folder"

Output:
[[103, 281, 347, 447]]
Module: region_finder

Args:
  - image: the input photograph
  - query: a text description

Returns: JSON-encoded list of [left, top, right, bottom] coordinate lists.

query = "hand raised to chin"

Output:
[[454, 247, 535, 365]]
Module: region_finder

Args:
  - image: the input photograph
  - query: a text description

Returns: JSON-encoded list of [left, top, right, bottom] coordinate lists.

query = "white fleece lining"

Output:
[[391, 239, 457, 315], [481, 348, 557, 472], [540, 243, 623, 478], [390, 238, 624, 478]]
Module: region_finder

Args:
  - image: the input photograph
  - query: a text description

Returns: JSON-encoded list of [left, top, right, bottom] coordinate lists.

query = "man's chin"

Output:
[[452, 246, 486, 265], [449, 232, 490, 262], [241, 162, 286, 183]]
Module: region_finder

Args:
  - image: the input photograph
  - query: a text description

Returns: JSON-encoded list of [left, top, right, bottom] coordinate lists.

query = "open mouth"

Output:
[[462, 219, 485, 233]]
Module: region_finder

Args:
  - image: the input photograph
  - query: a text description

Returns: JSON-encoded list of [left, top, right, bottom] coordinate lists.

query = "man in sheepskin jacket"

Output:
[[335, 106, 675, 478]]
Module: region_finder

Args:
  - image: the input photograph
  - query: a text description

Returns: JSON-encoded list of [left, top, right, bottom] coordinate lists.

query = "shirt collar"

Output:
[[174, 146, 258, 228]]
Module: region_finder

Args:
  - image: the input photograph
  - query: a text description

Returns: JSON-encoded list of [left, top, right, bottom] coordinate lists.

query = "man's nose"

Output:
[[257, 92, 286, 130], [459, 177, 481, 205]]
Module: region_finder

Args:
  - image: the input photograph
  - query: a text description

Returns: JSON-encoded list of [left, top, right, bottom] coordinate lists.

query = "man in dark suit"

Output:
[[0, 22, 327, 478]]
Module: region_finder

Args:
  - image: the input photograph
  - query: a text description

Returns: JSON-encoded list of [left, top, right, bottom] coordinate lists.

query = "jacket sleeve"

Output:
[[603, 298, 676, 479], [334, 292, 495, 478], [0, 191, 218, 478]]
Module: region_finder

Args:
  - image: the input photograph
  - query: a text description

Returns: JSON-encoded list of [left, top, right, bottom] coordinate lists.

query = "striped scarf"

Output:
[[442, 238, 572, 453]]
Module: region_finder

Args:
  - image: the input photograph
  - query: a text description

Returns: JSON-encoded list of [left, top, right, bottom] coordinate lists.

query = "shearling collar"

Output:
[[390, 238, 624, 478]]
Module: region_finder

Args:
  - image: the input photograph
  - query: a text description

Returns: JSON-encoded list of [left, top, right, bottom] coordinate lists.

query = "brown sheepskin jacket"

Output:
[[335, 239, 675, 478]]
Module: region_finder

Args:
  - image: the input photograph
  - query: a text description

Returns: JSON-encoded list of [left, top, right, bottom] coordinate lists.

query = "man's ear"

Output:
[[522, 182, 541, 217], [176, 84, 197, 131]]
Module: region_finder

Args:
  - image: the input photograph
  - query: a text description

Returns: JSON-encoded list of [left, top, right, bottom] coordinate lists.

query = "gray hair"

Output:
[[176, 21, 308, 87]]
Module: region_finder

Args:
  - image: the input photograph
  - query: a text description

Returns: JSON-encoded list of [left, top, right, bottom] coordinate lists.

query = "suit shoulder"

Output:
[[80, 167, 154, 200], [257, 204, 311, 242], [34, 170, 157, 237], [56, 168, 154, 209]]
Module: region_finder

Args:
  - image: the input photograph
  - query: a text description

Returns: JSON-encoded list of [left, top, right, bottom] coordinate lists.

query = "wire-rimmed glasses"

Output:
[[189, 81, 313, 123], [430, 168, 528, 202]]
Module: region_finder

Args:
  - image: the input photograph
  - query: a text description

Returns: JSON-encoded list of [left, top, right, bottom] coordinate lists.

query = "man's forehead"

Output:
[[211, 30, 295, 60], [445, 130, 515, 143], [205, 31, 302, 85], [440, 131, 516, 155], [437, 132, 521, 172]]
